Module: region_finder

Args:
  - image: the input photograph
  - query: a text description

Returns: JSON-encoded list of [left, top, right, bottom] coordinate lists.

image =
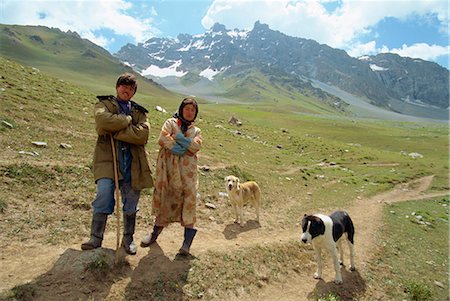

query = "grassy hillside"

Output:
[[218, 69, 349, 115], [161, 67, 351, 116], [0, 52, 448, 301], [369, 197, 449, 301], [0, 24, 176, 101]]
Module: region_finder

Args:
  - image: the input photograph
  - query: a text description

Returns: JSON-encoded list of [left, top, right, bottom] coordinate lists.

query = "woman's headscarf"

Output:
[[173, 97, 198, 133]]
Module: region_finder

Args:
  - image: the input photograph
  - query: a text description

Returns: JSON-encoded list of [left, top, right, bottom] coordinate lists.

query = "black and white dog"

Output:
[[301, 211, 356, 284]]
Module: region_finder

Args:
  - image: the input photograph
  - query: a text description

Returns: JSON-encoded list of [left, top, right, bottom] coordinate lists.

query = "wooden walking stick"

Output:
[[110, 134, 121, 265]]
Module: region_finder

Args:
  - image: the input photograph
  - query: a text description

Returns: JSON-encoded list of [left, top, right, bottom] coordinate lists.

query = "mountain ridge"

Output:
[[116, 21, 449, 119], [0, 23, 447, 121], [0, 24, 173, 100]]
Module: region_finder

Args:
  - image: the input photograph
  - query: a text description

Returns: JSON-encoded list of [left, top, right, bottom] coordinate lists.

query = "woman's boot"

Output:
[[140, 225, 164, 247], [178, 228, 197, 256], [81, 213, 107, 250]]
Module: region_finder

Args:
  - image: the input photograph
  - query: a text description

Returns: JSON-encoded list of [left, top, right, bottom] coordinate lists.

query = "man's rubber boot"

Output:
[[122, 212, 137, 255], [178, 228, 197, 256], [140, 225, 164, 247], [81, 213, 107, 250]]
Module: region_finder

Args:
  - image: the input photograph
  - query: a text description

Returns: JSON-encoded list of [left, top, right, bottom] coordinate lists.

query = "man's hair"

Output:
[[116, 73, 137, 92]]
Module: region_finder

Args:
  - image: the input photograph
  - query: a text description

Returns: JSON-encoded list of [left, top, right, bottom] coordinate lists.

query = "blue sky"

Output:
[[2, 0, 449, 69]]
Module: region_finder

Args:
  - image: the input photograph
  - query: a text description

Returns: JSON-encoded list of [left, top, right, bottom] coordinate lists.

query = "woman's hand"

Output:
[[171, 143, 187, 155], [175, 132, 192, 148]]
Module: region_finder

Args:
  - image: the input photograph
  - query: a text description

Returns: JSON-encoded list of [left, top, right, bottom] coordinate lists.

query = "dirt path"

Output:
[[221, 175, 447, 301], [1, 175, 447, 300]]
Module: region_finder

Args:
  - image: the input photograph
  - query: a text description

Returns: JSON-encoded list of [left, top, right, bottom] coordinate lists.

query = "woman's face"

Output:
[[182, 104, 197, 122]]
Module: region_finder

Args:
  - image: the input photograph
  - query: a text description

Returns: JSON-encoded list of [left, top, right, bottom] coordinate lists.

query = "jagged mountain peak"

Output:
[[252, 20, 270, 31], [211, 22, 227, 33], [115, 22, 449, 117], [177, 33, 192, 43]]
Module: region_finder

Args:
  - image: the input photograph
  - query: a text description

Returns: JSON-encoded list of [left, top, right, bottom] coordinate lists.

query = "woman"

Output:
[[141, 97, 202, 256]]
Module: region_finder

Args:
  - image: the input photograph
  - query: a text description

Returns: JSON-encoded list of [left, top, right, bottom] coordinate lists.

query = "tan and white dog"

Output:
[[225, 175, 261, 226]]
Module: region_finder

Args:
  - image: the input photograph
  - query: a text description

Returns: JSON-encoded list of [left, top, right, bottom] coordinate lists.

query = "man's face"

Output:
[[116, 84, 136, 101]]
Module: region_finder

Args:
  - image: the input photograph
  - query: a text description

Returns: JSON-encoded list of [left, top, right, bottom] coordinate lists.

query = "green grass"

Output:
[[184, 241, 312, 300], [0, 24, 177, 102], [317, 293, 343, 301], [369, 197, 449, 300], [0, 198, 6, 213], [404, 280, 432, 301], [0, 43, 448, 300], [0, 283, 37, 301], [0, 161, 94, 243], [86, 253, 112, 278], [201, 102, 448, 192], [217, 68, 349, 115]]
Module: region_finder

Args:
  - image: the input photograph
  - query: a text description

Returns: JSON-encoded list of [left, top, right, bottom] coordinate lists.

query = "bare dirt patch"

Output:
[[0, 176, 447, 300]]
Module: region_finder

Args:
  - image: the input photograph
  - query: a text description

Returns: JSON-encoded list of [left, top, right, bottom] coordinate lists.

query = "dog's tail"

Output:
[[253, 183, 261, 204]]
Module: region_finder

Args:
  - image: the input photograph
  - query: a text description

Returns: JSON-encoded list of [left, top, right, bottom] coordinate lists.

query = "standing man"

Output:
[[81, 73, 153, 255]]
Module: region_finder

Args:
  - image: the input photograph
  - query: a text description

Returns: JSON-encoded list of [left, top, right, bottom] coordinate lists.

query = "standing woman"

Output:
[[141, 97, 202, 256]]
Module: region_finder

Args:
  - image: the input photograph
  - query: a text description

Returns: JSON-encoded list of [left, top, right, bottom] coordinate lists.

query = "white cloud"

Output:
[[387, 43, 450, 61], [347, 41, 378, 57], [81, 32, 113, 49], [1, 0, 160, 50], [348, 40, 449, 63], [202, 0, 449, 64], [2, 0, 448, 67], [203, 0, 448, 47]]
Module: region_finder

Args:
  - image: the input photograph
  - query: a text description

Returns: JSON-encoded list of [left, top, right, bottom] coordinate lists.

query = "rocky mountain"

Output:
[[364, 53, 448, 109], [116, 21, 449, 116]]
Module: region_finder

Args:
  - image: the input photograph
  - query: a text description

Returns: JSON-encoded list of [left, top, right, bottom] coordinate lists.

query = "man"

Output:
[[81, 73, 153, 255]]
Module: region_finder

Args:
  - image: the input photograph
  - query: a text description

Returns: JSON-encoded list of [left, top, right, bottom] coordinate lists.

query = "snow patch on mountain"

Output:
[[370, 64, 388, 71], [358, 56, 371, 61], [199, 66, 229, 80], [227, 29, 249, 39], [141, 60, 186, 78]]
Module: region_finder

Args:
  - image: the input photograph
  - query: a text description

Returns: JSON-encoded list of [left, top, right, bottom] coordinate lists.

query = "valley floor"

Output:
[[1, 176, 447, 300]]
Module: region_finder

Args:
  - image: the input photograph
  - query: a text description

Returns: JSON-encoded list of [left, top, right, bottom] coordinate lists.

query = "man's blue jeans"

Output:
[[92, 178, 140, 215]]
